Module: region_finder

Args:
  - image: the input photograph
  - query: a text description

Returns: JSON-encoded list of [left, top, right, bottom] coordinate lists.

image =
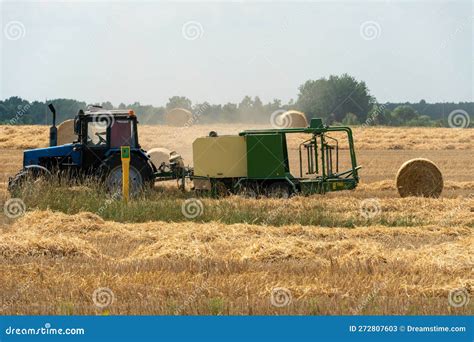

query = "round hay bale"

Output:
[[282, 110, 308, 128], [396, 158, 443, 198], [164, 108, 192, 126], [57, 119, 76, 145], [148, 148, 184, 169], [148, 148, 173, 168]]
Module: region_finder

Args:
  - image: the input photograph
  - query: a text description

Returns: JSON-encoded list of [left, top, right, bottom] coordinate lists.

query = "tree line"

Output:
[[1, 74, 472, 127]]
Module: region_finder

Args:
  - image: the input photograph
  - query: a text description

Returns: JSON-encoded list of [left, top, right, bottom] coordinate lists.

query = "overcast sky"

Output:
[[1, 0, 473, 106]]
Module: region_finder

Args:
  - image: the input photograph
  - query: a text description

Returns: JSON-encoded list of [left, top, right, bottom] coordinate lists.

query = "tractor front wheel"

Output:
[[101, 155, 154, 197]]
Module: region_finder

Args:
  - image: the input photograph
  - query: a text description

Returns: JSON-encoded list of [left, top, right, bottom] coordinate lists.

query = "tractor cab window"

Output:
[[87, 122, 107, 146], [110, 120, 134, 148]]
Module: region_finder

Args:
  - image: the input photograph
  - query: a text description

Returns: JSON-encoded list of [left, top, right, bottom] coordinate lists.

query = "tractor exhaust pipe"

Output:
[[48, 103, 57, 147]]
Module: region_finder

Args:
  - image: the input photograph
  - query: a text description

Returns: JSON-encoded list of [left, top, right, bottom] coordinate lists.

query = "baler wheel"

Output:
[[237, 184, 259, 199], [266, 182, 291, 199], [211, 181, 230, 198]]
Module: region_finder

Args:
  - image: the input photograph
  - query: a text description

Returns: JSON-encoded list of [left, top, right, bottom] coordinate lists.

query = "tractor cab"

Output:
[[8, 105, 157, 196], [75, 106, 139, 149], [71, 106, 141, 173]]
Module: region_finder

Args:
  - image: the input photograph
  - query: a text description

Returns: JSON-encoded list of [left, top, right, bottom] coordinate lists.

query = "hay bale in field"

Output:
[[57, 119, 77, 145], [281, 110, 308, 128], [0, 234, 98, 259], [148, 148, 172, 168], [14, 210, 105, 235], [164, 108, 192, 126], [396, 158, 443, 198], [148, 147, 184, 169]]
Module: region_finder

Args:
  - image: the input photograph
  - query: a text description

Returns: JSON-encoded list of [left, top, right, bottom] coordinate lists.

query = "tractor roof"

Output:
[[84, 109, 134, 116]]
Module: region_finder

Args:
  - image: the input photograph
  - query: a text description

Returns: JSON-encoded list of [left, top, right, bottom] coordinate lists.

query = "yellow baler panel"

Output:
[[193, 136, 247, 178]]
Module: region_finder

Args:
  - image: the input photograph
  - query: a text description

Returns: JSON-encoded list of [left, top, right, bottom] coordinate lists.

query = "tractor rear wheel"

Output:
[[8, 167, 52, 197], [101, 155, 154, 197], [266, 182, 291, 199]]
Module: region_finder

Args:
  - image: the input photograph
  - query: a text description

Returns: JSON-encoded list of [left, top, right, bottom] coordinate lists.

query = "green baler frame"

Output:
[[237, 118, 360, 195]]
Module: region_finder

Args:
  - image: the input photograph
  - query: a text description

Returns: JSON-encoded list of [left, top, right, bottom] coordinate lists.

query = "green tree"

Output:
[[391, 105, 418, 125], [100, 101, 114, 110], [166, 96, 192, 111], [366, 103, 392, 125], [342, 112, 360, 125], [238, 96, 254, 122], [406, 115, 434, 127], [48, 99, 87, 123], [221, 103, 238, 122], [0, 96, 31, 123], [296, 74, 374, 123]]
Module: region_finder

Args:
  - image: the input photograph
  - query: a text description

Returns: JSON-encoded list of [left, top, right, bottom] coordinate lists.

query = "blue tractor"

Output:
[[8, 104, 184, 195]]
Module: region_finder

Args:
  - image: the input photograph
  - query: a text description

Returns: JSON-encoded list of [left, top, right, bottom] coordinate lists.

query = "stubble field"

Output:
[[0, 124, 472, 315]]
